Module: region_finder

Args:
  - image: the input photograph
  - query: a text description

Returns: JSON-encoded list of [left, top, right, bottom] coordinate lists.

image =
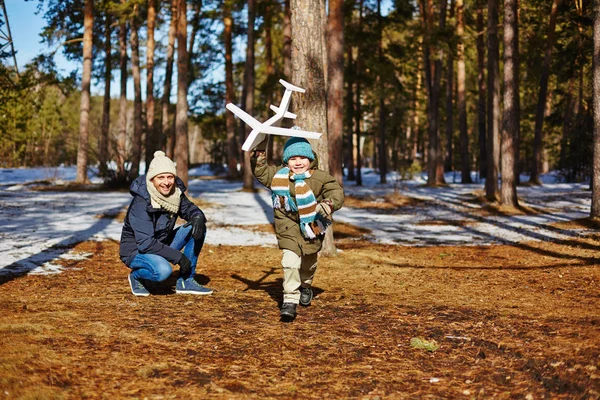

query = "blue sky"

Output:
[[5, 0, 75, 75]]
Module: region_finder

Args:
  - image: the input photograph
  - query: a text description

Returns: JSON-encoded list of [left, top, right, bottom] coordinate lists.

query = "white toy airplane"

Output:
[[226, 79, 323, 151]]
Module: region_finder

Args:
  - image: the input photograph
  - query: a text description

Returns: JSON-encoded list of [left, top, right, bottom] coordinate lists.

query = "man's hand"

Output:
[[316, 201, 333, 217], [178, 254, 192, 278], [190, 213, 206, 241]]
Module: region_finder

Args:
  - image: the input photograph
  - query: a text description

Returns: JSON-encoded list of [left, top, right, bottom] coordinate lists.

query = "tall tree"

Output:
[[99, 11, 112, 178], [355, 0, 364, 186], [75, 0, 93, 184], [485, 0, 500, 201], [456, 0, 471, 183], [241, 0, 256, 190], [144, 0, 158, 171], [377, 0, 387, 184], [476, 0, 487, 179], [116, 1, 128, 181], [290, 0, 335, 255], [224, 0, 238, 179], [529, 0, 562, 185], [445, 0, 455, 173], [328, 0, 344, 185], [162, 0, 177, 159], [501, 0, 519, 207], [129, 3, 143, 180], [175, 0, 189, 185], [345, 44, 356, 181], [592, 0, 600, 217], [420, 0, 447, 187]]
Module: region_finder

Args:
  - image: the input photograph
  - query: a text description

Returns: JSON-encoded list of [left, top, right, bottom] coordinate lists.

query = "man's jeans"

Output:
[[129, 224, 205, 282]]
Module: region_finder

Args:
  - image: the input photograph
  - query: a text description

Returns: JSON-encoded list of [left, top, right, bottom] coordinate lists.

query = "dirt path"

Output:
[[1, 235, 599, 399]]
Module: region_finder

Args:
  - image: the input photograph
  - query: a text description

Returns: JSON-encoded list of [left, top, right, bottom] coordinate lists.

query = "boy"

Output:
[[251, 137, 344, 321], [119, 150, 212, 296]]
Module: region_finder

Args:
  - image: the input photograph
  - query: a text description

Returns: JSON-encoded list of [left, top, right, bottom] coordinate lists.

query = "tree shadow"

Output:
[[0, 204, 126, 286]]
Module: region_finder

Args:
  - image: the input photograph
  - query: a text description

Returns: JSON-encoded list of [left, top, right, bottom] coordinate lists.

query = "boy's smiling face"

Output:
[[287, 156, 311, 175]]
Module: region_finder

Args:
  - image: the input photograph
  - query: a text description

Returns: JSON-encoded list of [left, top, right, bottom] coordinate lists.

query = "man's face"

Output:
[[151, 173, 175, 196], [287, 156, 311, 175]]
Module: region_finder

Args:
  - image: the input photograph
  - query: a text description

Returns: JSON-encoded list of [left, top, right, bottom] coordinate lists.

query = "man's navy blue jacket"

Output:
[[119, 175, 205, 266]]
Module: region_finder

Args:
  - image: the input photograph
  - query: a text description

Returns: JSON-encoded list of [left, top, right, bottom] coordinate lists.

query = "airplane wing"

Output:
[[225, 103, 262, 130], [260, 126, 322, 139]]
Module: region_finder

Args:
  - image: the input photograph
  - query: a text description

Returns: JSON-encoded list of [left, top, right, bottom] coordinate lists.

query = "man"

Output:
[[119, 150, 212, 296]]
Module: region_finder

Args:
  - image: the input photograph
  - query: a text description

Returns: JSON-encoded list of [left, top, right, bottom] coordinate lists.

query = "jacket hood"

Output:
[[129, 174, 188, 201]]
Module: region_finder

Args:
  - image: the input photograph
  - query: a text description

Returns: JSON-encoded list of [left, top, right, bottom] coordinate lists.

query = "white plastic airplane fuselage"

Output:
[[226, 79, 323, 151]]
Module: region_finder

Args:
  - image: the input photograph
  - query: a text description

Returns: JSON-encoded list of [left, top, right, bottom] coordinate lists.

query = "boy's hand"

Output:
[[316, 201, 333, 217]]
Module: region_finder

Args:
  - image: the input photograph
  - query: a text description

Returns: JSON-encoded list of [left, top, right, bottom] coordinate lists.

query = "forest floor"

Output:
[[1, 215, 600, 399]]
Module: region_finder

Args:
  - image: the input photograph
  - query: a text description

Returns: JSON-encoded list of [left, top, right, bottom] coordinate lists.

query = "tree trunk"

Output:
[[345, 44, 355, 181], [501, 0, 519, 207], [328, 0, 344, 186], [242, 0, 256, 190], [129, 5, 143, 180], [457, 0, 471, 183], [75, 0, 93, 184], [283, 0, 292, 82], [591, 0, 600, 217], [420, 0, 447, 187], [355, 0, 364, 187], [144, 0, 157, 172], [264, 0, 275, 163], [485, 0, 500, 201], [224, 0, 238, 179], [445, 0, 455, 174], [175, 0, 189, 186], [117, 5, 128, 181], [530, 0, 561, 185], [377, 0, 387, 184], [291, 0, 335, 255], [188, 0, 202, 84], [163, 0, 177, 159], [99, 13, 111, 178], [476, 0, 487, 179]]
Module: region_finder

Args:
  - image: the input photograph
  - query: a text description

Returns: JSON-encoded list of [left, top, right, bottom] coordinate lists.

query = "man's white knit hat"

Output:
[[147, 150, 177, 180]]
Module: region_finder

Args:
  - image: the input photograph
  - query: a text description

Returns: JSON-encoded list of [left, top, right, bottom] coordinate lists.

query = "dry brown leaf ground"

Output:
[[1, 221, 600, 399]]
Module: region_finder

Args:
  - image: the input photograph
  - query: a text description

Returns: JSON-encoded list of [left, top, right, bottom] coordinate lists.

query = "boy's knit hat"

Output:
[[147, 150, 177, 180], [282, 137, 315, 163]]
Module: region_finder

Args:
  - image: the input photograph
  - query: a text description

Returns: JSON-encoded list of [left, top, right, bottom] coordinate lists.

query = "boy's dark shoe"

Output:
[[128, 274, 150, 297], [280, 303, 297, 321], [299, 286, 313, 306]]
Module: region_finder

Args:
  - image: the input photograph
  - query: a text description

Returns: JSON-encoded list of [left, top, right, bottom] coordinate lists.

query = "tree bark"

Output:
[[485, 0, 500, 201], [501, 0, 519, 207], [144, 0, 157, 172], [457, 0, 472, 183], [129, 5, 143, 180], [591, 0, 600, 217], [224, 0, 238, 179], [175, 0, 189, 186], [163, 0, 177, 159], [328, 0, 344, 186], [188, 0, 202, 84], [117, 5, 128, 181], [345, 44, 356, 181], [75, 0, 93, 184], [242, 0, 256, 190], [291, 0, 335, 255], [355, 0, 364, 187], [530, 0, 561, 185], [445, 0, 455, 174], [377, 0, 387, 184], [99, 13, 111, 178], [476, 0, 487, 179]]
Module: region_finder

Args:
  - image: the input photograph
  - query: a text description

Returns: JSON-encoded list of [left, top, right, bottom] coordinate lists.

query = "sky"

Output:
[[0, 165, 592, 279], [4, 0, 75, 76]]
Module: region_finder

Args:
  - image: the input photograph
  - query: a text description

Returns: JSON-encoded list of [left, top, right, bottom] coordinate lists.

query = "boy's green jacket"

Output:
[[251, 152, 345, 256]]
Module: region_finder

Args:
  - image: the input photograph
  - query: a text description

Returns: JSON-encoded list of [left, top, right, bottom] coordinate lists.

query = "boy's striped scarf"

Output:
[[271, 167, 331, 239]]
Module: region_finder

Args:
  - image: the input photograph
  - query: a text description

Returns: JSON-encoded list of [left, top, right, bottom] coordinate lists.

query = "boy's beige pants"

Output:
[[281, 249, 318, 304]]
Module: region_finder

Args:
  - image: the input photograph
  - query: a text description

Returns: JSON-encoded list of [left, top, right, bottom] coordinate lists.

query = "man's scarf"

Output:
[[146, 177, 181, 214], [271, 167, 331, 239]]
